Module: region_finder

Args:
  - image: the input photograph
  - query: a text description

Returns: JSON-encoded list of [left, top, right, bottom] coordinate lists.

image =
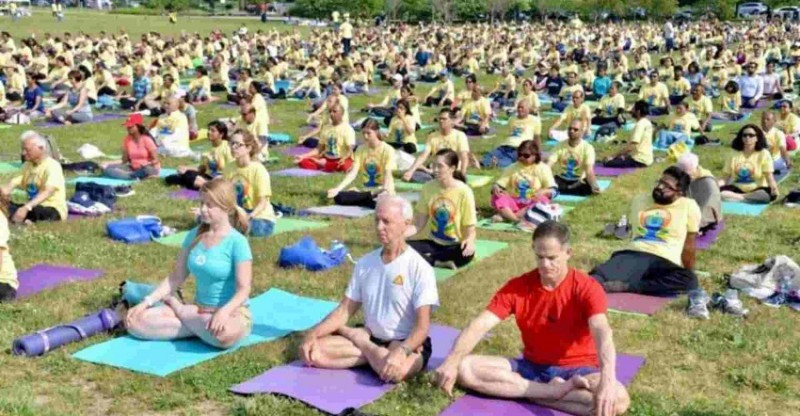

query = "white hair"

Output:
[[20, 131, 48, 152], [677, 152, 699, 174], [376, 194, 413, 221]]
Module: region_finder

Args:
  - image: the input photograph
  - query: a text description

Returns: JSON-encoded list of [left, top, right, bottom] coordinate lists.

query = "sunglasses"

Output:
[[742, 132, 757, 138], [230, 141, 246, 149]]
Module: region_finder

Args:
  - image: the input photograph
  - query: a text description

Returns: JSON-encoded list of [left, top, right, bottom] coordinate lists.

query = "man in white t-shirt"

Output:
[[299, 195, 439, 382]]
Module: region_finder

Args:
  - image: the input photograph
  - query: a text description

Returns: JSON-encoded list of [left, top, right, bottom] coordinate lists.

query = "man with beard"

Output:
[[590, 166, 700, 296]]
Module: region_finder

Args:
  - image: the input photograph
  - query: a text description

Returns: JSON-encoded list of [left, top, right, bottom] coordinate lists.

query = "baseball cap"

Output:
[[122, 113, 144, 127]]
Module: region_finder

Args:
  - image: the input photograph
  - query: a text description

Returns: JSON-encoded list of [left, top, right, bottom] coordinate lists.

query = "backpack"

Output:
[[107, 216, 164, 244], [278, 236, 349, 271], [75, 182, 117, 209], [524, 202, 564, 226]]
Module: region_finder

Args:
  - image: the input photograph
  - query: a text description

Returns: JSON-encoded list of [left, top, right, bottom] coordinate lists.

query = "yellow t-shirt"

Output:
[[340, 22, 353, 39], [0, 214, 18, 290], [547, 140, 595, 181], [223, 161, 276, 222], [251, 93, 270, 126], [352, 142, 396, 190], [158, 110, 190, 147], [720, 92, 741, 112], [777, 112, 800, 135], [318, 123, 356, 159], [504, 115, 541, 148], [598, 94, 625, 117], [630, 118, 654, 166], [723, 150, 774, 192], [559, 84, 583, 101], [687, 95, 713, 121], [379, 88, 401, 108], [416, 181, 477, 246], [200, 141, 234, 176], [639, 82, 669, 107], [430, 80, 455, 102], [428, 129, 469, 155], [10, 157, 67, 221], [765, 127, 787, 161], [630, 195, 701, 267], [516, 91, 541, 113], [387, 114, 417, 145], [667, 77, 691, 97], [461, 97, 492, 125], [496, 162, 555, 202], [670, 113, 698, 135], [558, 103, 592, 126]]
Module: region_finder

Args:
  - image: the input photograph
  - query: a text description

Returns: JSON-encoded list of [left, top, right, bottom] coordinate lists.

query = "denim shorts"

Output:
[[509, 358, 598, 383], [250, 218, 275, 237]]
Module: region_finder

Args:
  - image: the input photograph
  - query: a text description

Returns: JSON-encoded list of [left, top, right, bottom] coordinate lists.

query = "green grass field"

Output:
[[1, 10, 799, 416]]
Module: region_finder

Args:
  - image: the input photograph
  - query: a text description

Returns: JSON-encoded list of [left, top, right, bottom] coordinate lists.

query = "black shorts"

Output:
[[10, 204, 62, 222], [720, 185, 777, 201], [370, 335, 433, 370], [0, 282, 16, 302]]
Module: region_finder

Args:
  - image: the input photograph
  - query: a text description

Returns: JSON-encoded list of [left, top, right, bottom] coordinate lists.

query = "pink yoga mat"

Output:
[[169, 189, 200, 200], [439, 354, 646, 416], [230, 324, 460, 415], [593, 164, 640, 177], [280, 146, 313, 157], [271, 168, 330, 178], [16, 264, 104, 299], [696, 221, 725, 250], [607, 293, 676, 316]]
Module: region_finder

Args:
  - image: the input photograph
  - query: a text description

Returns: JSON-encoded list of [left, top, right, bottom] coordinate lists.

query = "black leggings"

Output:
[[591, 115, 622, 126], [97, 86, 116, 97], [424, 97, 452, 107], [334, 191, 376, 209], [120, 97, 147, 111], [408, 239, 474, 268], [590, 250, 698, 296], [165, 170, 211, 190], [555, 176, 593, 196], [0, 282, 15, 302], [604, 156, 647, 168], [388, 142, 417, 154], [10, 204, 61, 222]]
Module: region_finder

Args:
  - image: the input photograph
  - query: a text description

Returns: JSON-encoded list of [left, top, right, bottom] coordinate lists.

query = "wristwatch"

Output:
[[400, 344, 413, 356]]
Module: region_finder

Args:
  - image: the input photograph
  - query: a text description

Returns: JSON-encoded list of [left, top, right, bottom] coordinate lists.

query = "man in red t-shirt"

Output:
[[434, 221, 630, 416]]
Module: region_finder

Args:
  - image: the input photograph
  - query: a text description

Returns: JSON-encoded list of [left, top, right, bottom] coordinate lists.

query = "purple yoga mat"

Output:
[[230, 324, 460, 414], [16, 264, 105, 299], [439, 354, 646, 416], [280, 146, 313, 157], [271, 168, 330, 178], [593, 164, 640, 177], [37, 113, 126, 129], [12, 308, 121, 357], [607, 293, 676, 316], [169, 189, 201, 200], [696, 221, 726, 250]]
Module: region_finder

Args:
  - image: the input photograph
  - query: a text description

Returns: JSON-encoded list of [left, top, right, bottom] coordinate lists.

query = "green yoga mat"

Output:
[[433, 240, 509, 281], [155, 219, 330, 247], [395, 175, 493, 191], [72, 288, 337, 376], [0, 162, 22, 174], [476, 206, 575, 233]]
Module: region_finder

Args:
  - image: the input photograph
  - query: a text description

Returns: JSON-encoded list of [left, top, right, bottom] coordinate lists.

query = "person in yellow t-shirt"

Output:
[[307, 83, 348, 126], [482, 100, 541, 168], [168, 121, 233, 190], [666, 66, 691, 105], [224, 130, 277, 237], [340, 18, 354, 55], [456, 86, 492, 136], [408, 149, 477, 269], [424, 72, 455, 107], [719, 125, 779, 204], [0, 210, 18, 302], [548, 120, 601, 196], [550, 90, 591, 140], [590, 166, 701, 295], [327, 119, 396, 208], [712, 81, 745, 121], [237, 104, 270, 158], [639, 71, 669, 115], [553, 72, 583, 112], [687, 85, 713, 132], [490, 140, 556, 226], [153, 97, 192, 158], [386, 100, 418, 154], [515, 78, 541, 115], [403, 109, 470, 183], [288, 68, 322, 99], [592, 81, 625, 126], [187, 67, 212, 102], [1, 133, 67, 223], [777, 100, 800, 137], [761, 111, 793, 173], [605, 101, 653, 167], [296, 103, 355, 172]]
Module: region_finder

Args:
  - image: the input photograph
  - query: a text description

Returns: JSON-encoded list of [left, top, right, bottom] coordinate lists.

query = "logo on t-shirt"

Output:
[[561, 152, 581, 181], [233, 178, 253, 210], [392, 275, 404, 285], [634, 208, 672, 243], [430, 197, 457, 243], [735, 163, 755, 184], [326, 134, 338, 158], [512, 172, 536, 203], [26, 183, 39, 201], [363, 157, 380, 188], [511, 126, 523, 137]]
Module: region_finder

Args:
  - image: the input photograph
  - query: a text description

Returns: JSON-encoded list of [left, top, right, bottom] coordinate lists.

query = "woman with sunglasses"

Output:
[[490, 140, 555, 228], [719, 125, 779, 204], [224, 130, 277, 237]]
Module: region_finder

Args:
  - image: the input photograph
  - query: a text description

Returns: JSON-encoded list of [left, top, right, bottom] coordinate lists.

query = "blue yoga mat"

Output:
[[72, 288, 337, 376], [269, 133, 292, 143], [721, 201, 769, 216], [553, 180, 611, 203], [67, 177, 137, 187]]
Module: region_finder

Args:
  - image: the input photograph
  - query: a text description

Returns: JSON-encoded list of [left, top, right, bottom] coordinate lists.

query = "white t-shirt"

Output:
[[345, 247, 439, 341]]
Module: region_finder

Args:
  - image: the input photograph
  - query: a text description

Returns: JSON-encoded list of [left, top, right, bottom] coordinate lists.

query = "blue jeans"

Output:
[[103, 163, 157, 180], [774, 158, 788, 173], [510, 358, 598, 383], [482, 145, 517, 168], [250, 218, 275, 237]]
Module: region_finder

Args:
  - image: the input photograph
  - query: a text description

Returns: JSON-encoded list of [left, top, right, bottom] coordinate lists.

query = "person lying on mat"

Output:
[[677, 153, 722, 234], [102, 113, 161, 180], [482, 100, 541, 169], [402, 109, 470, 183], [299, 195, 438, 383], [490, 140, 555, 227], [167, 121, 233, 190], [405, 149, 477, 269], [548, 90, 591, 142], [548, 120, 601, 196], [718, 125, 779, 204], [44, 69, 93, 125], [224, 130, 277, 238], [687, 85, 713, 133], [590, 166, 700, 295], [603, 100, 653, 169], [327, 119, 396, 209], [295, 103, 356, 172], [1, 131, 67, 224], [0, 202, 18, 302], [434, 221, 630, 415], [455, 85, 492, 137], [126, 178, 253, 349], [761, 111, 793, 173]]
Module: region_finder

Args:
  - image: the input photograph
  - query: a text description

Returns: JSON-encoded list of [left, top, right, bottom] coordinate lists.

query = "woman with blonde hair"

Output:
[[125, 177, 253, 349]]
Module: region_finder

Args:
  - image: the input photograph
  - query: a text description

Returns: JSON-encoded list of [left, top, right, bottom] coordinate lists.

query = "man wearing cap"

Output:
[[738, 62, 763, 109], [1, 131, 67, 224]]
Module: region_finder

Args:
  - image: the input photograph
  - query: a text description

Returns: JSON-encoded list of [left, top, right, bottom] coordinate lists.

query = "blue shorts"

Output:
[[250, 218, 275, 237], [510, 358, 598, 383]]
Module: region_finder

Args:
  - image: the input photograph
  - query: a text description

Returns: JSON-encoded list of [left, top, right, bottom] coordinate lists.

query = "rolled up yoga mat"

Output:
[[12, 308, 121, 357]]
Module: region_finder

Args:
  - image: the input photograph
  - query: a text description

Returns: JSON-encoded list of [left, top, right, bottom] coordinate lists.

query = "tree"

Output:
[[386, 0, 403, 20], [432, 0, 456, 21], [488, 0, 513, 22]]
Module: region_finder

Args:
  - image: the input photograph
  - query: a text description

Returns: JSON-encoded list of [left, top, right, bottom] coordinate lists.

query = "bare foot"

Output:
[[490, 214, 504, 223], [544, 375, 589, 400]]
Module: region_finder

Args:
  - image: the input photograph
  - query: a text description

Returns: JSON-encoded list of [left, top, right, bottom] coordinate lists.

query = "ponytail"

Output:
[[453, 170, 467, 183]]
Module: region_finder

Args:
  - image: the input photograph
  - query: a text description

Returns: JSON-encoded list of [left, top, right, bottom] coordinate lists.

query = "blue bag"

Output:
[[106, 216, 164, 244], [278, 236, 348, 271]]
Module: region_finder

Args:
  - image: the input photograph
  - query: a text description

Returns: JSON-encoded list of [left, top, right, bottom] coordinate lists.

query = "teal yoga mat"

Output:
[[67, 177, 137, 187], [721, 201, 769, 216], [553, 180, 611, 203], [72, 288, 337, 376], [159, 168, 178, 178], [0, 162, 22, 174], [433, 240, 509, 281]]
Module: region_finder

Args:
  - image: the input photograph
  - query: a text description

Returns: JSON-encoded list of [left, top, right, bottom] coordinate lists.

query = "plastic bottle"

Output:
[[619, 215, 628, 228]]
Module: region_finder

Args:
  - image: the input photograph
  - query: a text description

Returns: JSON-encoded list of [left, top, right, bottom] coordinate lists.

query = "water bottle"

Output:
[[619, 215, 628, 228]]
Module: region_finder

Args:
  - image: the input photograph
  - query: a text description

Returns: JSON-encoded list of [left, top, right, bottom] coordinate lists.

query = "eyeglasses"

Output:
[[230, 142, 246, 149], [655, 179, 679, 192]]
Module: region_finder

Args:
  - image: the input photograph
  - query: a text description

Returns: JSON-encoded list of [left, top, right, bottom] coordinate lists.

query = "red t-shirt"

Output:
[[123, 134, 159, 171], [486, 267, 607, 367]]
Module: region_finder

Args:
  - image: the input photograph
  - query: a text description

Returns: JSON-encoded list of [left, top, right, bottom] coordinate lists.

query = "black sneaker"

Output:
[[114, 186, 135, 197]]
